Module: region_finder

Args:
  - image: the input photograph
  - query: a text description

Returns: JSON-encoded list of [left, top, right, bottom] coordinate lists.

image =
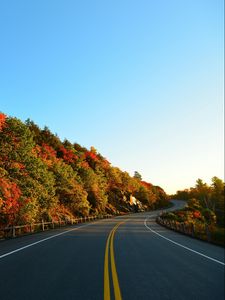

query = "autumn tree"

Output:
[[0, 116, 57, 223], [0, 170, 22, 225], [50, 160, 90, 216], [0, 112, 170, 226], [78, 166, 108, 214], [0, 112, 6, 131]]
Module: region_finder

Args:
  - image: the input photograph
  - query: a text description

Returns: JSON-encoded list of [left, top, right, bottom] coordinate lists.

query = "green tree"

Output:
[[134, 171, 142, 180], [193, 179, 212, 210], [210, 177, 225, 226], [79, 167, 108, 214], [134, 185, 150, 206], [51, 160, 90, 216], [0, 117, 57, 223]]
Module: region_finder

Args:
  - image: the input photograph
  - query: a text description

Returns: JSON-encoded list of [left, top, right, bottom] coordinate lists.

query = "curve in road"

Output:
[[0, 200, 224, 300]]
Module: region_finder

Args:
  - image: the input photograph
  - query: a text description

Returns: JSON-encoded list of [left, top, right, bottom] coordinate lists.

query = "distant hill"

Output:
[[0, 112, 168, 226]]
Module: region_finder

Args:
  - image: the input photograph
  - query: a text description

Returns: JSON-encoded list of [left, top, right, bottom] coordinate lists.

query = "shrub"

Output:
[[211, 227, 225, 246], [202, 208, 217, 225]]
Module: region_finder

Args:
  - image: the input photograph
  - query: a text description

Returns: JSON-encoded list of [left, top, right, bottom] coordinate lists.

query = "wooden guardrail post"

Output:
[[174, 221, 177, 231], [191, 223, 195, 237], [205, 225, 211, 242], [12, 226, 16, 238], [42, 220, 45, 231], [173, 221, 177, 230], [181, 223, 185, 233]]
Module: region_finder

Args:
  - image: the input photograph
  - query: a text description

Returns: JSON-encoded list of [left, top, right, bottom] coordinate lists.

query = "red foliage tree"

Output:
[[140, 181, 153, 190], [0, 178, 22, 224], [85, 150, 99, 160], [84, 150, 99, 169], [33, 143, 58, 166], [0, 113, 6, 131], [57, 146, 78, 163], [42, 143, 57, 159]]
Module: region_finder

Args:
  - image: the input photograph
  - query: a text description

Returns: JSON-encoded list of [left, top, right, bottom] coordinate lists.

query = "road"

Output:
[[0, 200, 224, 300]]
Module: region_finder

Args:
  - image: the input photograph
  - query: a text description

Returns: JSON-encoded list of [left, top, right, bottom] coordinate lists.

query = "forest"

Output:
[[159, 178, 224, 245], [171, 177, 224, 227], [0, 112, 168, 227]]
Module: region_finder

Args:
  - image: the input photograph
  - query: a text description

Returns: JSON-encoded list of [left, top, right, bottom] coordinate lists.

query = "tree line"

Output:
[[0, 112, 168, 226], [171, 177, 224, 227]]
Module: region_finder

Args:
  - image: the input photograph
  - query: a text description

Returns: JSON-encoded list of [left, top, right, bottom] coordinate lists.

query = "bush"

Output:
[[163, 212, 176, 220], [202, 208, 217, 225], [211, 227, 225, 246], [187, 198, 201, 210]]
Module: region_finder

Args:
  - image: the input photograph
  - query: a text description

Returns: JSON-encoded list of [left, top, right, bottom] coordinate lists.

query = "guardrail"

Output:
[[0, 214, 113, 239], [156, 216, 212, 242]]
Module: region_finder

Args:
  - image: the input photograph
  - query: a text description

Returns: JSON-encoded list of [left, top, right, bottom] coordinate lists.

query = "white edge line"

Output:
[[144, 218, 225, 266], [0, 222, 93, 259]]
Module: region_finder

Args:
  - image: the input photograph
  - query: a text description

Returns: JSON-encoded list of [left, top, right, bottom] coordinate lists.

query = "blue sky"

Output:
[[0, 0, 224, 193]]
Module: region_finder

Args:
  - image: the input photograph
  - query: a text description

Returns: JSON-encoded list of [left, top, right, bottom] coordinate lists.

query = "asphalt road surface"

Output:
[[0, 200, 224, 300]]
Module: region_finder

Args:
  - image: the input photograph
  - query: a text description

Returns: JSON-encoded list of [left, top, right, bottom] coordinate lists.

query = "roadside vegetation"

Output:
[[161, 178, 225, 246], [0, 112, 169, 230]]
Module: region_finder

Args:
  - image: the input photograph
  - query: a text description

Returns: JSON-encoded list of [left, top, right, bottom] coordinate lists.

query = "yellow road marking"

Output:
[[104, 222, 124, 300], [104, 229, 111, 300], [110, 224, 122, 300]]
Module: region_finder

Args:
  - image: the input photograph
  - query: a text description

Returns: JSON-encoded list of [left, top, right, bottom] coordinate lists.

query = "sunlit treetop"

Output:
[[0, 113, 6, 131]]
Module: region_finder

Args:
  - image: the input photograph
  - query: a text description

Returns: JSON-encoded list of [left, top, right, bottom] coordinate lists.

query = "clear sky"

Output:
[[0, 0, 224, 194]]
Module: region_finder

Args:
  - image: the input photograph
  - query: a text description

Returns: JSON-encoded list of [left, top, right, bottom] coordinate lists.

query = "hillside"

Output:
[[0, 112, 168, 226]]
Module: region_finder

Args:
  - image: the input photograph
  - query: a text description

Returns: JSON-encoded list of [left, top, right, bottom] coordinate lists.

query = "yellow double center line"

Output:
[[104, 222, 124, 300]]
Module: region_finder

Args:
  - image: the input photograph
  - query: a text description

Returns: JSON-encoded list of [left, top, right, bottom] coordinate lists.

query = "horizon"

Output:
[[0, 0, 224, 194]]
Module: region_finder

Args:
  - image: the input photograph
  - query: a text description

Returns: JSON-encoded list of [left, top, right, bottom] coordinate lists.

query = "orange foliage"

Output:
[[141, 181, 153, 189], [0, 178, 22, 224], [193, 210, 201, 219], [42, 143, 57, 158], [85, 151, 98, 161], [0, 113, 6, 131], [49, 204, 74, 222], [33, 144, 57, 166], [80, 161, 90, 169], [11, 162, 25, 170], [101, 159, 110, 169]]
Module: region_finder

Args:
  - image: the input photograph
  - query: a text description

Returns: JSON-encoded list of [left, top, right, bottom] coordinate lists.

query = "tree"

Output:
[[0, 117, 57, 223], [210, 177, 225, 226], [134, 185, 150, 206], [0, 112, 6, 131], [79, 167, 108, 214], [134, 171, 142, 181], [194, 179, 212, 210], [0, 112, 170, 226], [211, 177, 224, 207], [0, 175, 22, 225], [51, 160, 90, 216]]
